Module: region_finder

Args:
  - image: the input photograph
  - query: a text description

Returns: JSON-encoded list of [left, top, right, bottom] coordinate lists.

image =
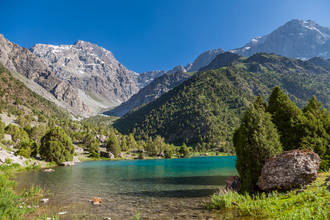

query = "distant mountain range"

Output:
[[231, 19, 330, 59], [0, 19, 329, 118], [114, 53, 330, 149]]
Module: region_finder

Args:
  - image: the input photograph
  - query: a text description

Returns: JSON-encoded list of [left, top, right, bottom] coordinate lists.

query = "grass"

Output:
[[0, 163, 45, 220], [207, 172, 330, 220]]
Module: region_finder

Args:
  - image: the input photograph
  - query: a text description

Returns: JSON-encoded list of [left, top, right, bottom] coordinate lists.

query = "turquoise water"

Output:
[[17, 156, 237, 219]]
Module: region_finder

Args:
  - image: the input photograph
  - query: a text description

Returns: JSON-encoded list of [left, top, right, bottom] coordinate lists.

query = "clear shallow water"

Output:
[[16, 156, 237, 219]]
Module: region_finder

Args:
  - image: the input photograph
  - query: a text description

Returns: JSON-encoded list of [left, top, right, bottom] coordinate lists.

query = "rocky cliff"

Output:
[[30, 40, 140, 113], [0, 34, 88, 116]]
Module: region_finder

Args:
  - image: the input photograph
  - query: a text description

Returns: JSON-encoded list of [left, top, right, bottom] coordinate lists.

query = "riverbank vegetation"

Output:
[[208, 172, 330, 220], [0, 163, 45, 220], [208, 86, 330, 218]]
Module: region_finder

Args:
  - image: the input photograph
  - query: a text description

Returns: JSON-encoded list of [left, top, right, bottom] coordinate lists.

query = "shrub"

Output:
[[39, 127, 74, 164], [234, 96, 282, 192], [178, 144, 190, 158], [5, 124, 30, 144], [0, 120, 5, 140]]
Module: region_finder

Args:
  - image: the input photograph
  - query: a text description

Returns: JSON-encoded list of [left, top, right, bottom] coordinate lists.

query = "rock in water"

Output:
[[257, 150, 321, 191], [60, 161, 75, 166]]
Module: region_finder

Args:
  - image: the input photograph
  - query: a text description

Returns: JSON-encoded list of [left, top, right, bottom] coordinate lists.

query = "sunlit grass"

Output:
[[207, 172, 330, 220]]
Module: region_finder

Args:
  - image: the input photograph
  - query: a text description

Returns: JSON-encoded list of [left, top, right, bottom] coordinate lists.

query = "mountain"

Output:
[[186, 48, 224, 71], [231, 19, 330, 59], [30, 41, 140, 113], [114, 53, 330, 151], [0, 64, 69, 120], [137, 70, 166, 88], [0, 34, 88, 116], [105, 49, 225, 116], [106, 66, 191, 116]]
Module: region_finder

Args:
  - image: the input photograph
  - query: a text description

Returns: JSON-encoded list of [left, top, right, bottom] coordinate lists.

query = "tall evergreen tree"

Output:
[[301, 96, 330, 169], [234, 96, 282, 192], [106, 132, 121, 157], [267, 86, 304, 150]]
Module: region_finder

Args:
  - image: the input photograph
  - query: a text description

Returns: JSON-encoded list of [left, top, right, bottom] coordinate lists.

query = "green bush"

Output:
[[178, 144, 190, 158], [234, 96, 282, 192], [39, 127, 74, 164], [0, 120, 5, 140], [5, 124, 30, 144]]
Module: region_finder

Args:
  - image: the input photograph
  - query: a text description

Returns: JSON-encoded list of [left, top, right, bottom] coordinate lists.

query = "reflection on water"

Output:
[[16, 156, 237, 219]]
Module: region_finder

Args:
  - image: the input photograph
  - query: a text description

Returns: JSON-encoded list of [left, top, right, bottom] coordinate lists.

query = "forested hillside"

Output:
[[115, 53, 330, 152]]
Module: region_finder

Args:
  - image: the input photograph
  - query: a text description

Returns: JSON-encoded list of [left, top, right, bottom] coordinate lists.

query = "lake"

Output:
[[16, 156, 237, 219]]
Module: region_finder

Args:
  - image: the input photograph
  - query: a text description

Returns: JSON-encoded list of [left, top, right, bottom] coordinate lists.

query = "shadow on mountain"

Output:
[[124, 175, 229, 186], [117, 188, 218, 198]]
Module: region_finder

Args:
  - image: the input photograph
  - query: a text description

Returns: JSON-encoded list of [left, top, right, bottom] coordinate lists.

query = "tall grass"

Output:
[[0, 164, 44, 220], [207, 172, 330, 220]]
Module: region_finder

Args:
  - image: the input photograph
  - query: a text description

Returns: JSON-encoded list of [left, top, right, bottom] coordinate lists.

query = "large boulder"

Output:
[[257, 149, 320, 191]]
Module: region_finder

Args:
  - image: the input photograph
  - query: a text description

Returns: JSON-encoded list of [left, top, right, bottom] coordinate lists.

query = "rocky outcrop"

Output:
[[257, 150, 321, 191], [0, 147, 27, 166], [231, 19, 330, 59], [30, 40, 140, 114], [0, 34, 89, 116], [137, 70, 166, 88]]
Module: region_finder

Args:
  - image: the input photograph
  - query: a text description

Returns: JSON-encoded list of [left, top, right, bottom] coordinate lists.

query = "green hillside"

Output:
[[115, 53, 330, 152]]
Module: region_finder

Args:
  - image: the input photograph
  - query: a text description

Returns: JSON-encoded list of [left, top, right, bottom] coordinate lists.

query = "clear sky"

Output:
[[1, 0, 330, 72]]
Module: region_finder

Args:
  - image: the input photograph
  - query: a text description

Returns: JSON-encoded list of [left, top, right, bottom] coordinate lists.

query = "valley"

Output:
[[0, 17, 329, 220]]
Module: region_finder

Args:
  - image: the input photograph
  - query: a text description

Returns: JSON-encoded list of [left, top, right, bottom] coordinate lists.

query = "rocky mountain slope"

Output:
[[186, 48, 224, 72], [106, 67, 192, 116], [231, 19, 330, 59], [30, 41, 140, 113], [0, 64, 69, 120], [0, 34, 88, 116], [114, 53, 330, 150], [106, 49, 225, 116]]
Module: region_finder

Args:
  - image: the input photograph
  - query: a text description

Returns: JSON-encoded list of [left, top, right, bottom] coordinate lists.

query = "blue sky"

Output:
[[1, 0, 330, 72]]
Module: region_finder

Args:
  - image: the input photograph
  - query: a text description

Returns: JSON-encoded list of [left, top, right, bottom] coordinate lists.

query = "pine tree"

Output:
[[267, 86, 304, 150], [106, 133, 121, 157], [234, 96, 282, 192], [301, 96, 330, 169]]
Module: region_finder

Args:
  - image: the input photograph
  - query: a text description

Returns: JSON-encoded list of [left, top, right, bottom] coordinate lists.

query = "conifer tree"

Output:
[[234, 96, 282, 192], [106, 133, 121, 157], [267, 86, 304, 150], [301, 96, 330, 169]]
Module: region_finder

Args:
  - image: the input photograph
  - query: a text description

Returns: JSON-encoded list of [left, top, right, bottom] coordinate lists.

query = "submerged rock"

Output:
[[60, 161, 75, 166], [92, 197, 102, 205], [257, 149, 320, 191]]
